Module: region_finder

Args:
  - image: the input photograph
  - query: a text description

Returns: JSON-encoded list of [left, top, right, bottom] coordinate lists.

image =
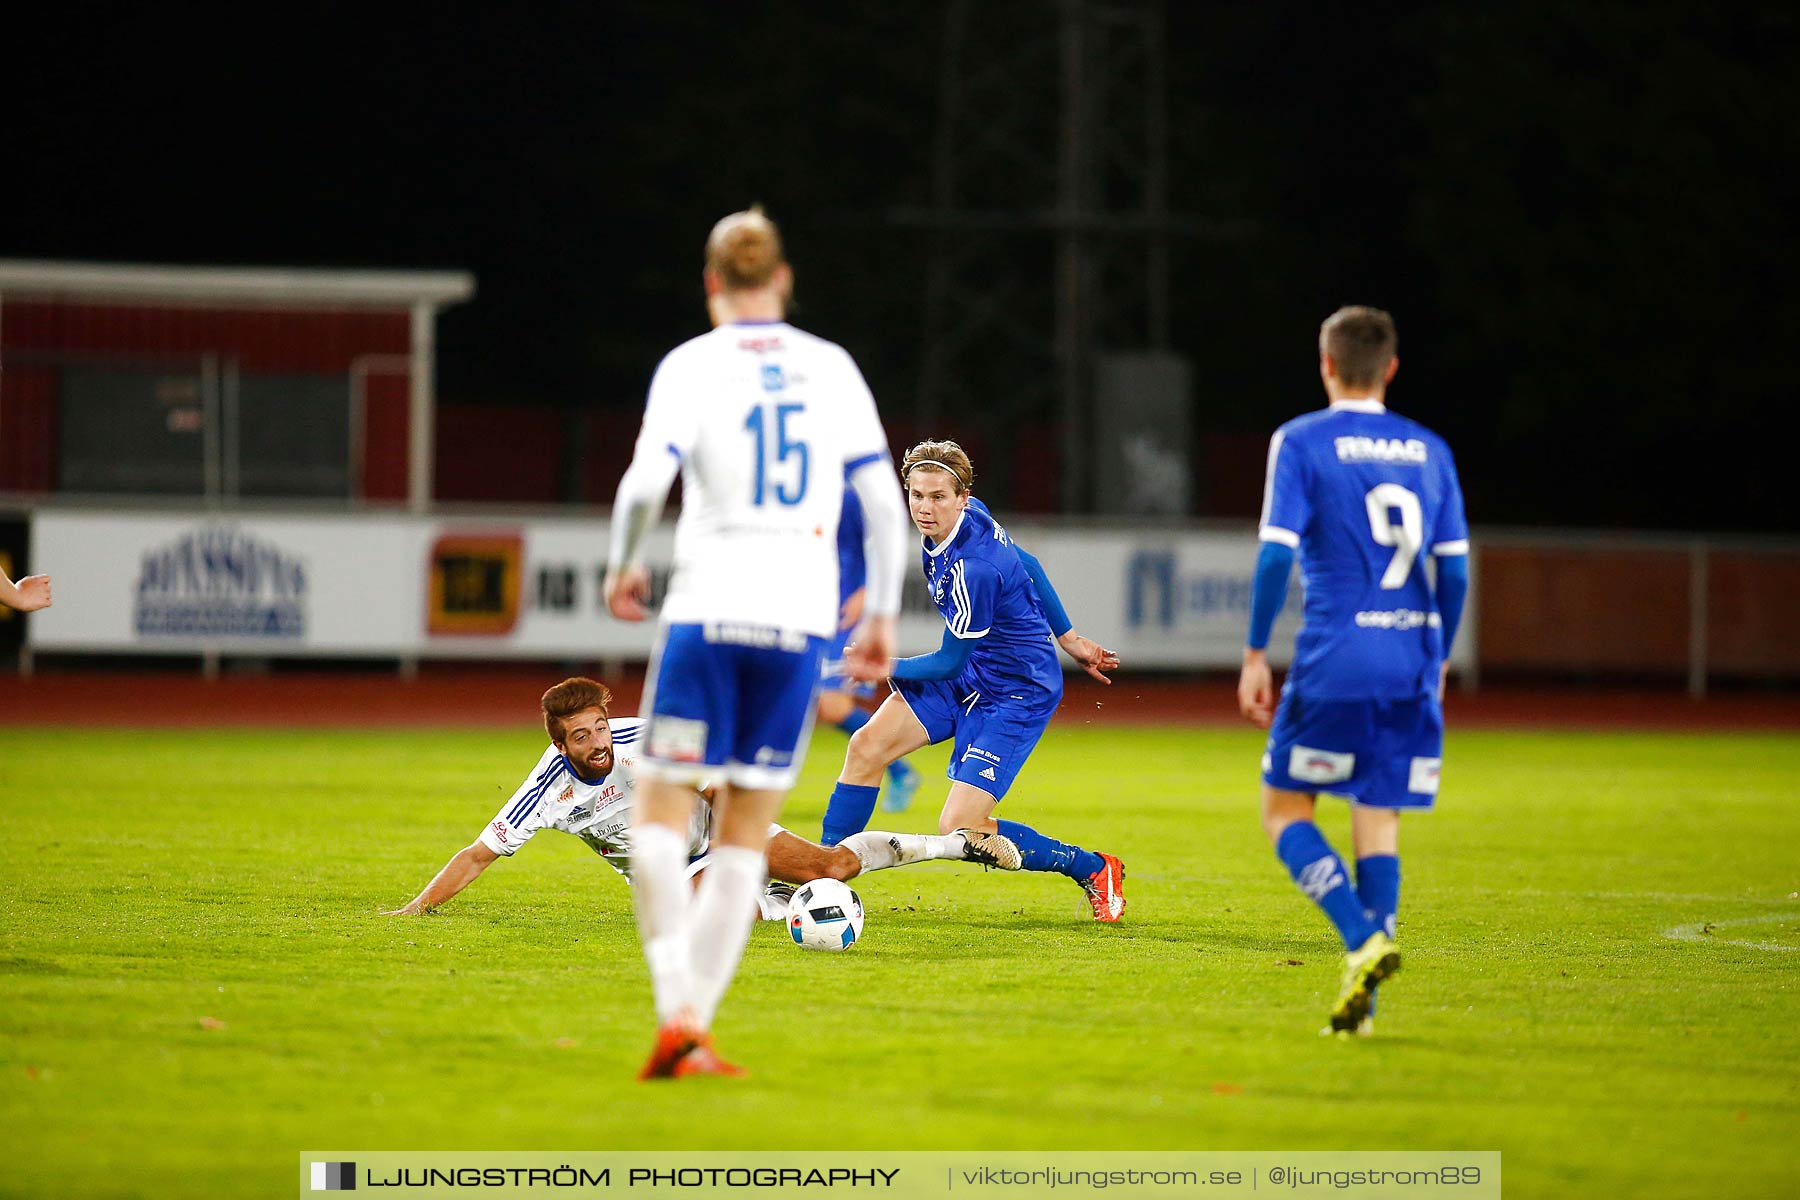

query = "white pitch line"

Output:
[[1662, 914, 1799, 953], [1512, 890, 1792, 904]]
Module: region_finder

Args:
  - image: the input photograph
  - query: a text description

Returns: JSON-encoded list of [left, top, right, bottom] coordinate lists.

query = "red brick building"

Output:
[[0, 259, 472, 507]]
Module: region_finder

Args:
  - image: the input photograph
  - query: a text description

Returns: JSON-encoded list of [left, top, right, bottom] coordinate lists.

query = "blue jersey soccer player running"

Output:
[[1238, 305, 1470, 1035], [605, 207, 910, 1079], [815, 488, 922, 814], [820, 439, 1129, 922]]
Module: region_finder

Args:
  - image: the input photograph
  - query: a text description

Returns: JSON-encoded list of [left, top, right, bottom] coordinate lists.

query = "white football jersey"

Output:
[[477, 718, 710, 878], [630, 321, 892, 637]]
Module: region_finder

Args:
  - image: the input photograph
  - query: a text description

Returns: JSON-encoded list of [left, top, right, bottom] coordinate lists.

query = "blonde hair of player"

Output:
[[900, 439, 975, 494], [703, 206, 793, 327]]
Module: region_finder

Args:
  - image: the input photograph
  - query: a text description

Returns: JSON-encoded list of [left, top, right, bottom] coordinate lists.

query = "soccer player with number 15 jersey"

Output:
[[605, 208, 909, 1079], [1238, 306, 1470, 1036]]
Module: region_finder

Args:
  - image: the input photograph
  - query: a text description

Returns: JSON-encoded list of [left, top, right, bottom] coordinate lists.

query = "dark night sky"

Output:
[[7, 3, 1797, 532]]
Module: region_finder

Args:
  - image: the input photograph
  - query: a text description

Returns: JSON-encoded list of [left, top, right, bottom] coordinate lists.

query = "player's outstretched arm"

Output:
[[1057, 631, 1119, 684], [382, 841, 500, 915], [603, 432, 681, 621], [1013, 544, 1115, 682], [883, 624, 976, 684], [0, 569, 51, 613], [1013, 546, 1072, 634], [844, 613, 897, 683]]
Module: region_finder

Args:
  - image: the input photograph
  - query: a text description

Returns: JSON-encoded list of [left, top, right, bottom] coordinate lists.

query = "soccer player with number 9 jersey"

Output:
[[1238, 306, 1470, 1036], [604, 208, 909, 1079]]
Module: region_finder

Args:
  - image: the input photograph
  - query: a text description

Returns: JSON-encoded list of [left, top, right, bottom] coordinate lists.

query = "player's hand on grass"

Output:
[[1238, 648, 1274, 729], [844, 614, 896, 682], [380, 902, 430, 916], [603, 564, 652, 621], [1058, 631, 1119, 684]]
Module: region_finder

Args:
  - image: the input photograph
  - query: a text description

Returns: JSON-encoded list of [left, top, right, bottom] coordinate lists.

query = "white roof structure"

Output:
[[0, 259, 476, 510], [0, 258, 474, 310]]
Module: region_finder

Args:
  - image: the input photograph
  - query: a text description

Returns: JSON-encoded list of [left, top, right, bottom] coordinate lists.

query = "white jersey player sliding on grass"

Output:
[[382, 677, 1019, 917]]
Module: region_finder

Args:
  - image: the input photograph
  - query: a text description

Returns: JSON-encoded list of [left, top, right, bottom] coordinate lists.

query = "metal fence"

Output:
[[1475, 530, 1800, 696]]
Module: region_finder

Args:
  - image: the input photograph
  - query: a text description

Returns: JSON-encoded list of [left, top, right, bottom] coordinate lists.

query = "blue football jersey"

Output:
[[1260, 400, 1469, 700], [920, 497, 1064, 705], [836, 487, 867, 606]]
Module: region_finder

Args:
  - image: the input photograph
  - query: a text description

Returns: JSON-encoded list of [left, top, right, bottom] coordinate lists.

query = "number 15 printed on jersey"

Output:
[[745, 402, 809, 506]]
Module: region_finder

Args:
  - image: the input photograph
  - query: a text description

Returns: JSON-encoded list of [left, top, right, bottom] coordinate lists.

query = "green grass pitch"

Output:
[[2, 721, 1796, 1198]]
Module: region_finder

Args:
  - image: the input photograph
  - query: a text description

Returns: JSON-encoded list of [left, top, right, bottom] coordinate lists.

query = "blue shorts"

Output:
[[1262, 689, 1444, 810], [818, 626, 877, 699], [642, 622, 827, 789], [891, 679, 1056, 801]]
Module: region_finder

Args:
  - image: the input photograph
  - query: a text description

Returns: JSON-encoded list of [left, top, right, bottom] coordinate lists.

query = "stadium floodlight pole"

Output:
[[1145, 0, 1170, 351], [1056, 0, 1089, 515], [899, 0, 1249, 515], [408, 302, 435, 512]]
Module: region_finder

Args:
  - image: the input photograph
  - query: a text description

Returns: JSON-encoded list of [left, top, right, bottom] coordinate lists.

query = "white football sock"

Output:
[[755, 891, 789, 921], [630, 821, 695, 1026], [688, 845, 766, 1030], [840, 829, 959, 872]]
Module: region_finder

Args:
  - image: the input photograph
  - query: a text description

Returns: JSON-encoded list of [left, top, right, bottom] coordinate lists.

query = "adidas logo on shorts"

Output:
[[979, 767, 997, 780]]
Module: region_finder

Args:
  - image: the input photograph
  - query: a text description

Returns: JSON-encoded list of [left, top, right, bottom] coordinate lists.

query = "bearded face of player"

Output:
[[906, 467, 968, 541], [554, 707, 615, 782]]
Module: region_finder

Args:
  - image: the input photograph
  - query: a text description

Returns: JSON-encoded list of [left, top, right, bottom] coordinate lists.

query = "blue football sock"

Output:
[[996, 819, 1103, 881], [1276, 822, 1378, 950], [1355, 854, 1401, 940], [834, 707, 872, 737], [1354, 853, 1400, 1018], [821, 782, 880, 847]]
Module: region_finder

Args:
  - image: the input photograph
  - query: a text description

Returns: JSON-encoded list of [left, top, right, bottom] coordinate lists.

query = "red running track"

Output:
[[2, 667, 1796, 731]]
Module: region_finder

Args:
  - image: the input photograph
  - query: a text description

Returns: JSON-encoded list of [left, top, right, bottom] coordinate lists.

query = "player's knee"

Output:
[[1260, 789, 1313, 844], [1261, 808, 1300, 845], [936, 811, 961, 837], [842, 727, 889, 779]]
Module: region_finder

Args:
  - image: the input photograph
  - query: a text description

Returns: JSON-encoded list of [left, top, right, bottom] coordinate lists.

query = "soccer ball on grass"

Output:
[[786, 878, 865, 951]]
